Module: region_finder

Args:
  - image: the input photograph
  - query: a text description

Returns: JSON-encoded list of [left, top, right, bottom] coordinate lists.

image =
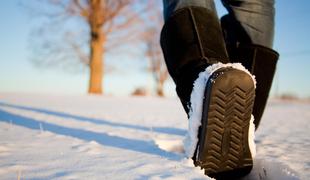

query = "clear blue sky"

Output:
[[0, 1, 310, 97]]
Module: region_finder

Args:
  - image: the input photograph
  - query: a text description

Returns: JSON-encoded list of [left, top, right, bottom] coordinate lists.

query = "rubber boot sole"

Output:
[[193, 68, 255, 179]]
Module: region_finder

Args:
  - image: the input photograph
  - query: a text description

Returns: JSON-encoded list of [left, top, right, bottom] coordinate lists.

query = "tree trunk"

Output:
[[156, 81, 164, 97], [88, 31, 104, 94], [88, 0, 104, 94]]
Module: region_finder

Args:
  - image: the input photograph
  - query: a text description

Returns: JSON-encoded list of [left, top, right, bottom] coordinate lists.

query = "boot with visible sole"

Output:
[[193, 68, 255, 179], [160, 6, 256, 178]]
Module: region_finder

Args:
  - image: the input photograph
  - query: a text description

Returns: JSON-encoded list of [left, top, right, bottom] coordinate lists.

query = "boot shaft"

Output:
[[160, 6, 229, 82], [160, 7, 230, 113]]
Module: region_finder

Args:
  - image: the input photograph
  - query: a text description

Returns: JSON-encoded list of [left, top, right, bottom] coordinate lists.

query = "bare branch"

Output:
[[65, 34, 89, 65], [27, 0, 150, 93], [142, 0, 168, 96]]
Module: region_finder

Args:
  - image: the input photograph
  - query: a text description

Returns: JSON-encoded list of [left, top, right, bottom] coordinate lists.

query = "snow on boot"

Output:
[[160, 7, 256, 179]]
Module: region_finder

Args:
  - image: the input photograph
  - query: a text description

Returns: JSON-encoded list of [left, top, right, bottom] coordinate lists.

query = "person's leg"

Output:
[[221, 0, 275, 47], [161, 1, 256, 178], [220, 0, 279, 129], [163, 0, 216, 21]]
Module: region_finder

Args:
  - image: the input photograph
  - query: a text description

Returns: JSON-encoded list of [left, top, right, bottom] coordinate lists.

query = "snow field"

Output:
[[0, 93, 308, 179]]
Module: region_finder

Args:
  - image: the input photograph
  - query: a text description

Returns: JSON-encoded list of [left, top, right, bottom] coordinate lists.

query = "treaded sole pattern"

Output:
[[194, 68, 255, 179]]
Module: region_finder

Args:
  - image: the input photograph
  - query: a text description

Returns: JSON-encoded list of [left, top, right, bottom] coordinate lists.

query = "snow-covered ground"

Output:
[[0, 93, 309, 180]]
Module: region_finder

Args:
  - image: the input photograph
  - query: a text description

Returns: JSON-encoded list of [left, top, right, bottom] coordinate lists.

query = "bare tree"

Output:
[[27, 0, 144, 94], [143, 1, 168, 97]]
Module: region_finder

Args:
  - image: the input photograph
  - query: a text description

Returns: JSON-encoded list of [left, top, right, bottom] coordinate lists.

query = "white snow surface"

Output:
[[249, 115, 256, 158], [184, 63, 256, 158], [0, 92, 308, 180]]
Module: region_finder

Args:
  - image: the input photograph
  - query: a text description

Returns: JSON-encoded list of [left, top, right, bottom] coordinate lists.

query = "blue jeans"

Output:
[[162, 0, 275, 48]]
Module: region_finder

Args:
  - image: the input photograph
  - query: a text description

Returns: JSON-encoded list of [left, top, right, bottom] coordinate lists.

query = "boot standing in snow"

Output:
[[160, 0, 279, 179], [220, 0, 279, 128]]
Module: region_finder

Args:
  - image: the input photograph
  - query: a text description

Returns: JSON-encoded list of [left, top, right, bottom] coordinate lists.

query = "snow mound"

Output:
[[153, 136, 184, 154]]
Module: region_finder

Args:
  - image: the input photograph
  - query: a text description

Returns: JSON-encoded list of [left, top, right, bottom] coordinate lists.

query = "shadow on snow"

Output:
[[0, 102, 182, 161], [0, 102, 186, 136]]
